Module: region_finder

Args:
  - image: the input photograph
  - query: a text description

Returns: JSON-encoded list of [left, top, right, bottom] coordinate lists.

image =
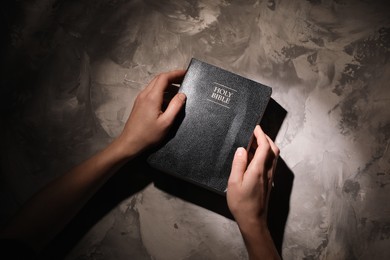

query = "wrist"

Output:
[[110, 135, 140, 161], [237, 216, 268, 236], [237, 218, 280, 260]]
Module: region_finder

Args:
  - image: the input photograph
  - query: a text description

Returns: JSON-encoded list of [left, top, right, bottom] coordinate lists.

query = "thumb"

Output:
[[159, 93, 186, 125], [228, 147, 247, 186]]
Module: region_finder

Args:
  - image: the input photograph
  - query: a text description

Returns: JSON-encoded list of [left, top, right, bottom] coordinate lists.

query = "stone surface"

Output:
[[1, 0, 389, 259]]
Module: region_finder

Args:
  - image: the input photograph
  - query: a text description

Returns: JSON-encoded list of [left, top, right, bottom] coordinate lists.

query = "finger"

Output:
[[142, 75, 159, 95], [266, 135, 280, 182], [247, 125, 270, 175], [143, 70, 186, 97], [265, 135, 279, 158], [162, 84, 181, 110], [165, 83, 181, 95], [150, 70, 186, 97], [228, 147, 247, 186], [147, 70, 186, 104], [159, 92, 186, 126], [248, 136, 258, 162]]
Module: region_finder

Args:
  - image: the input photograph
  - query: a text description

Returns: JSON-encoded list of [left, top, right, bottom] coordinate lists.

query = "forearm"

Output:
[[0, 137, 134, 251], [239, 220, 280, 260], [0, 70, 186, 252]]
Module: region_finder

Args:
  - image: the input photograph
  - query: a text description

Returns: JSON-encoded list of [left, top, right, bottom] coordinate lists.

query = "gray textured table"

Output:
[[1, 1, 389, 259]]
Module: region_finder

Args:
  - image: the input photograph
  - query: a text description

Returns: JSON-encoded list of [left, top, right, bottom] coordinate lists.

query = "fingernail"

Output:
[[236, 147, 245, 156], [178, 93, 186, 101]]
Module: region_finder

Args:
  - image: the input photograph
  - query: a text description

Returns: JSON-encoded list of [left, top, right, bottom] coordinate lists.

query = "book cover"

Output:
[[147, 58, 272, 194]]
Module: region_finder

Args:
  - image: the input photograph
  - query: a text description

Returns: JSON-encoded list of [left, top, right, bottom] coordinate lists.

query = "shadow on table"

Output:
[[41, 157, 153, 259], [152, 156, 294, 255]]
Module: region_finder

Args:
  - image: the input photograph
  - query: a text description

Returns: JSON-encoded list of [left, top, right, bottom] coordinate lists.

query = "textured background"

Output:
[[1, 0, 389, 259]]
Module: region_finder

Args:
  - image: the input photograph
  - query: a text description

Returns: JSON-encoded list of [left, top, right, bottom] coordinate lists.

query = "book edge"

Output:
[[148, 58, 273, 195]]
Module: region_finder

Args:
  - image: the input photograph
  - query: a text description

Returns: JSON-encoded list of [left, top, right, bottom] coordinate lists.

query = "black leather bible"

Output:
[[148, 58, 272, 194]]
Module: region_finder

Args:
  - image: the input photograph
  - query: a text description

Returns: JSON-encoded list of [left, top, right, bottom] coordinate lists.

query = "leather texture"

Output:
[[148, 58, 272, 194]]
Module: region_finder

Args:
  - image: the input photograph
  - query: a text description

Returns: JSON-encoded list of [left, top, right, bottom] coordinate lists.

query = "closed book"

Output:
[[148, 58, 272, 194]]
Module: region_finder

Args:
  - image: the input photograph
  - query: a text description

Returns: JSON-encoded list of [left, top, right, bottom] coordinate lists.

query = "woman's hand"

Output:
[[116, 70, 187, 158], [227, 125, 280, 260], [0, 70, 188, 252]]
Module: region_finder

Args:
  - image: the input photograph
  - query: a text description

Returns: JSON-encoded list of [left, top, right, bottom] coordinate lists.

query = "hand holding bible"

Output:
[[227, 125, 280, 260], [118, 70, 187, 158]]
